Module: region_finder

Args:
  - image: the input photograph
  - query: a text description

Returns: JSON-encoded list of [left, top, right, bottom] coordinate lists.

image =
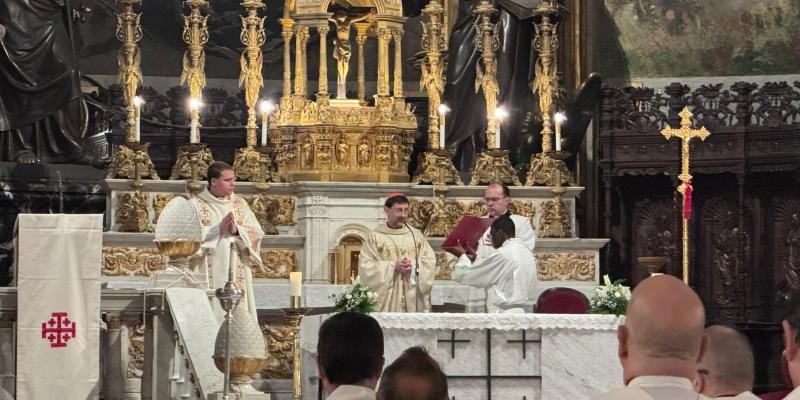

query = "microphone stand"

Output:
[[405, 223, 423, 312]]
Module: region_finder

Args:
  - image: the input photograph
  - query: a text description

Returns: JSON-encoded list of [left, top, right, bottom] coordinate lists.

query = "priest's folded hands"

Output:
[[394, 257, 413, 277]]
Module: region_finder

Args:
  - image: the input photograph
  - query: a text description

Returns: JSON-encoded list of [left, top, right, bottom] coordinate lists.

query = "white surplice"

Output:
[[466, 213, 536, 312], [454, 238, 537, 313], [359, 223, 436, 312], [190, 188, 264, 321]]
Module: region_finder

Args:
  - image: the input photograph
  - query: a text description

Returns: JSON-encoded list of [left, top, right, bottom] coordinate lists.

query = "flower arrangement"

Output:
[[588, 274, 632, 316], [330, 278, 378, 314]]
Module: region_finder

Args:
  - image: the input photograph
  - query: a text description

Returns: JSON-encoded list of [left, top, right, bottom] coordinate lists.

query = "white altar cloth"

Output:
[[299, 313, 624, 400]]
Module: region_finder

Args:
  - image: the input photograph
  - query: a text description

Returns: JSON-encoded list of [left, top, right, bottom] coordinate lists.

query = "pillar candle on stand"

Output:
[[259, 100, 274, 146], [554, 112, 566, 152], [437, 104, 449, 149], [494, 106, 508, 149], [189, 97, 202, 144], [289, 271, 302, 296], [228, 240, 237, 282], [133, 96, 143, 143]]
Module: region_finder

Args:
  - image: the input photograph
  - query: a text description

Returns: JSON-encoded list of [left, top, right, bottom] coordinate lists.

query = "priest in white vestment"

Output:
[[190, 161, 264, 321], [359, 193, 436, 312], [467, 183, 536, 312], [445, 214, 536, 313]]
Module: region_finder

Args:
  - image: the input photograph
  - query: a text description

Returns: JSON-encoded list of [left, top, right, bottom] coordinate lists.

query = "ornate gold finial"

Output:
[[180, 0, 209, 111], [660, 106, 711, 284], [473, 0, 500, 149], [240, 0, 267, 147], [116, 0, 143, 143]]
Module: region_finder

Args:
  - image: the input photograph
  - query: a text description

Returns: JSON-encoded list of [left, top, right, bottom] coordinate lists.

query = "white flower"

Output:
[[345, 293, 352, 299]]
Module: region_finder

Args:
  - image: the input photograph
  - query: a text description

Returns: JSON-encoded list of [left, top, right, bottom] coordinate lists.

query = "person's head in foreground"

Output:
[[693, 325, 755, 398], [317, 312, 385, 396], [489, 214, 515, 249], [377, 346, 448, 400]]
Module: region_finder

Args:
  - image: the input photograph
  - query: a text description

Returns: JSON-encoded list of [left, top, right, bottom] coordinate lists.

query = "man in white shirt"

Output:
[[445, 215, 536, 313], [466, 183, 536, 312], [692, 325, 759, 399], [317, 312, 384, 400], [592, 275, 711, 400], [781, 294, 800, 400]]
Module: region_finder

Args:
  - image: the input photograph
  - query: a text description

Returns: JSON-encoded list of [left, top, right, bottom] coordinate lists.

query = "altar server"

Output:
[[360, 193, 436, 312], [446, 214, 537, 313]]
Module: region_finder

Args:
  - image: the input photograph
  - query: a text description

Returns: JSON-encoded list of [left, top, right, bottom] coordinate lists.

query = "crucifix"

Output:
[[660, 107, 711, 284]]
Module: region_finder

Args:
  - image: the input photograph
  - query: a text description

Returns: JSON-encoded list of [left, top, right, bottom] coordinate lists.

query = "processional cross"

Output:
[[660, 107, 710, 284]]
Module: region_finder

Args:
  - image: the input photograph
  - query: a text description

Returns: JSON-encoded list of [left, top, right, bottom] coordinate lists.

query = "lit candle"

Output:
[[437, 104, 450, 149], [228, 240, 236, 283], [189, 97, 202, 144], [289, 271, 302, 296], [494, 106, 508, 149], [555, 112, 566, 152], [259, 100, 274, 146], [133, 96, 143, 143]]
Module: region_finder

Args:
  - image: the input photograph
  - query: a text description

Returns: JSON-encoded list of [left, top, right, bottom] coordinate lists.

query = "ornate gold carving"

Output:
[[233, 146, 272, 183], [293, 24, 309, 96], [509, 200, 536, 220], [280, 18, 294, 98], [245, 195, 297, 234], [435, 251, 455, 280], [260, 318, 294, 378], [102, 247, 167, 276], [526, 152, 574, 186], [115, 0, 143, 142], [531, 1, 561, 153], [240, 0, 267, 146], [408, 197, 465, 237], [469, 148, 522, 186], [474, 0, 501, 149], [116, 191, 152, 232], [355, 23, 369, 104], [392, 29, 403, 98], [180, 0, 209, 106], [253, 250, 297, 279], [412, 149, 462, 186], [106, 143, 160, 179], [535, 253, 595, 281], [377, 26, 392, 97], [539, 199, 570, 238], [317, 23, 330, 96], [170, 143, 214, 180], [153, 194, 177, 224], [156, 240, 202, 258], [126, 319, 145, 378]]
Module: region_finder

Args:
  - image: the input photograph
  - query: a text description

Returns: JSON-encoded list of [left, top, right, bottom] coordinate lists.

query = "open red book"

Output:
[[441, 216, 493, 250]]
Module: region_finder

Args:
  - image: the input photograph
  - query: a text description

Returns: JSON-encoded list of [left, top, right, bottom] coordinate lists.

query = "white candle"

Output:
[[228, 241, 236, 283], [555, 112, 566, 152], [259, 100, 273, 146], [133, 96, 143, 143], [190, 120, 199, 144], [189, 98, 202, 144], [289, 271, 302, 296], [437, 104, 449, 149], [494, 106, 508, 149]]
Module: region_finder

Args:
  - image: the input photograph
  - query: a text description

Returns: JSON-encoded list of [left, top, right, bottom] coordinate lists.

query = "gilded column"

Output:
[[280, 18, 294, 98], [355, 23, 369, 104], [392, 28, 404, 98], [317, 22, 330, 98], [293, 24, 309, 97], [376, 26, 392, 97], [240, 0, 267, 147]]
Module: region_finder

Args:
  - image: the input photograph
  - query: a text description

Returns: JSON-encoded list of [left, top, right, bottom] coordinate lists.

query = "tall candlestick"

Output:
[[289, 271, 302, 296], [555, 112, 565, 152], [228, 241, 236, 283], [133, 96, 143, 143], [189, 97, 202, 144]]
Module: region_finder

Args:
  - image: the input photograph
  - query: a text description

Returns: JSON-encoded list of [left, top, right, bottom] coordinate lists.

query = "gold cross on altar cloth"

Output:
[[660, 106, 711, 284]]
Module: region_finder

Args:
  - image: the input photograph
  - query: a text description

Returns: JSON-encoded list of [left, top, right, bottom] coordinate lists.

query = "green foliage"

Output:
[[588, 274, 632, 316], [330, 280, 378, 314]]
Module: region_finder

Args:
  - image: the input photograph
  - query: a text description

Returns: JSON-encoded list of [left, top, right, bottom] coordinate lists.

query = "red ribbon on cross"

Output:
[[683, 180, 693, 220]]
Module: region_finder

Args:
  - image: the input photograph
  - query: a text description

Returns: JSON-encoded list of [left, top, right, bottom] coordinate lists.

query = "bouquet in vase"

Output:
[[330, 277, 378, 314], [588, 274, 631, 316]]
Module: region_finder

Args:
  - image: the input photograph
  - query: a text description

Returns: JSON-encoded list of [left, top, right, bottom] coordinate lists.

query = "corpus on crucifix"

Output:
[[329, 8, 374, 99]]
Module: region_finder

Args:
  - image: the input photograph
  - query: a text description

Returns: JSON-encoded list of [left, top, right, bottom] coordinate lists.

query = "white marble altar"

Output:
[[298, 313, 624, 400]]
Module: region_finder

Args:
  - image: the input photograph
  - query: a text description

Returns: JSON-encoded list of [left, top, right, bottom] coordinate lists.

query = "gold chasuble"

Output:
[[359, 224, 436, 312], [190, 189, 264, 320]]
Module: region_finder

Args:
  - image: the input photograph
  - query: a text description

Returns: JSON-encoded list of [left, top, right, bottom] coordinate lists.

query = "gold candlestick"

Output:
[[526, 1, 573, 187], [180, 0, 209, 144], [239, 0, 267, 147], [661, 107, 711, 284], [411, 0, 462, 186]]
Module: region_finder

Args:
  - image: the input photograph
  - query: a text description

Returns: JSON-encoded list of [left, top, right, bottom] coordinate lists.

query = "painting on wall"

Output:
[[600, 0, 800, 79]]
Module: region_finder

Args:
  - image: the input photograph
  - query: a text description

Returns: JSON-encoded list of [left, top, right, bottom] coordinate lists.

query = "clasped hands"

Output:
[[394, 257, 413, 277], [220, 212, 239, 236], [443, 239, 476, 261]]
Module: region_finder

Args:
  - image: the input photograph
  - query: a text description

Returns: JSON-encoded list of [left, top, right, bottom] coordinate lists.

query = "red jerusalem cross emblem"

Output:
[[41, 312, 76, 348]]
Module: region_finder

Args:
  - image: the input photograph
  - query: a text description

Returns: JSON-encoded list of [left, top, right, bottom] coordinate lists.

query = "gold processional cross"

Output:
[[660, 107, 710, 284]]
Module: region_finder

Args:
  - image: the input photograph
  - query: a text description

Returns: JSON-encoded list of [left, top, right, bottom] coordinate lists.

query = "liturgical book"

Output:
[[441, 216, 493, 250]]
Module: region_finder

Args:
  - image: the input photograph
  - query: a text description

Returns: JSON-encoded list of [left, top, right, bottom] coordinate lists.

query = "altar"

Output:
[[298, 313, 624, 400]]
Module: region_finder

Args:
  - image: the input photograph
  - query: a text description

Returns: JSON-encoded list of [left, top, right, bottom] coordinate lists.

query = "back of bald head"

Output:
[[700, 325, 754, 393], [625, 275, 706, 360]]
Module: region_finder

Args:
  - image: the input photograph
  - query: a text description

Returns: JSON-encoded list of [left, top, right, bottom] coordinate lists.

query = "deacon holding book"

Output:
[[359, 193, 436, 312], [444, 215, 537, 313], [466, 183, 536, 312]]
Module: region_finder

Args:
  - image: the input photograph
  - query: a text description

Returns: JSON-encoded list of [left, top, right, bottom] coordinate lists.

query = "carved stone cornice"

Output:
[[102, 247, 167, 276], [254, 250, 298, 279], [535, 252, 595, 281]]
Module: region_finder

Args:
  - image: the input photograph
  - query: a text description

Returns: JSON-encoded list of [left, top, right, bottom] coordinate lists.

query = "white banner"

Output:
[[16, 214, 102, 400]]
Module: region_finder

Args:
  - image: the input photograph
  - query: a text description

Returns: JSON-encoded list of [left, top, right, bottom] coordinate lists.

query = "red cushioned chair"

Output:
[[536, 287, 590, 314]]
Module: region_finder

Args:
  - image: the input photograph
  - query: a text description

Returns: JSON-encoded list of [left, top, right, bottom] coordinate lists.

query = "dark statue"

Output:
[[0, 0, 93, 164]]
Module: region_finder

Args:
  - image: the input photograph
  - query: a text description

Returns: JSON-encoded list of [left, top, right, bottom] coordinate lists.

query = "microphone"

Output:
[[405, 222, 422, 312]]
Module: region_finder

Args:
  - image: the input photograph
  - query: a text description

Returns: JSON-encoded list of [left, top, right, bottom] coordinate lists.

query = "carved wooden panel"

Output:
[[630, 198, 679, 285], [773, 197, 800, 295]]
